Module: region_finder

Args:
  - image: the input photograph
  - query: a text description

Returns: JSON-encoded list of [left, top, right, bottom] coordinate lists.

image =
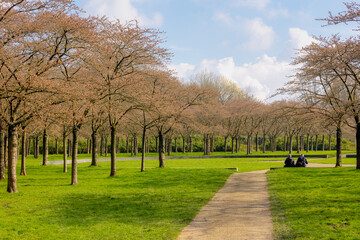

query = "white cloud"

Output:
[[168, 63, 196, 82], [267, 8, 289, 19], [234, 0, 271, 10], [241, 18, 276, 51], [288, 28, 316, 50], [86, 0, 163, 27], [170, 55, 293, 101], [279, 28, 317, 61], [213, 11, 233, 25]]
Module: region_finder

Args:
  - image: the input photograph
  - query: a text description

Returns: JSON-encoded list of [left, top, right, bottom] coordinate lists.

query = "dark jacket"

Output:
[[296, 156, 308, 167], [284, 157, 295, 167]]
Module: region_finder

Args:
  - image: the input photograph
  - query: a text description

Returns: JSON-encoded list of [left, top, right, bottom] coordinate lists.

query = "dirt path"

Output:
[[177, 170, 273, 240]]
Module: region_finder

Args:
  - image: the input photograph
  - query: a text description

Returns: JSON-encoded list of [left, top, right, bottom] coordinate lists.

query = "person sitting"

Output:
[[284, 154, 295, 167], [296, 154, 308, 167]]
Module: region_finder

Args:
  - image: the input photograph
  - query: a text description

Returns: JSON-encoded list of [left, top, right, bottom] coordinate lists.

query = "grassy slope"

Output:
[[0, 156, 283, 240], [267, 168, 360, 240]]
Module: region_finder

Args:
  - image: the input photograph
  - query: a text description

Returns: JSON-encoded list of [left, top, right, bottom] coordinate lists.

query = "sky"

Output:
[[74, 0, 355, 102]]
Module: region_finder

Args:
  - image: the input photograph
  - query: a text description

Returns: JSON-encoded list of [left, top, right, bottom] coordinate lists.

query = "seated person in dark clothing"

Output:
[[296, 154, 308, 167], [284, 154, 295, 167]]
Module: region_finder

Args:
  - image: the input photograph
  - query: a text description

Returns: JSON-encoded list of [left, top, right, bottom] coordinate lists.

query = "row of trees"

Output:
[[279, 1, 360, 169], [0, 1, 357, 194], [14, 126, 344, 156], [0, 0, 209, 193]]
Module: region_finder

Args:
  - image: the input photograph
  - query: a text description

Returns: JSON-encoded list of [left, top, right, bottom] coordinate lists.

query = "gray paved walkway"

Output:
[[177, 170, 273, 240]]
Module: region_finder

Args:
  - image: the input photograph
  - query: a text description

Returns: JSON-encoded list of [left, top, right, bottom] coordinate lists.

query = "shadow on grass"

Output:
[[33, 169, 234, 239]]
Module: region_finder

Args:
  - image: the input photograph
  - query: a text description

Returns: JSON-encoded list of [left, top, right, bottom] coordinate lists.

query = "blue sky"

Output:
[[74, 0, 354, 101]]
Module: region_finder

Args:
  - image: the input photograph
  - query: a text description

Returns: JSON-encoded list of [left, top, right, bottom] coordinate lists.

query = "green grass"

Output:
[[29, 155, 285, 171], [41, 150, 352, 160], [267, 168, 360, 240], [0, 156, 283, 239], [310, 157, 356, 165], [3, 151, 357, 239]]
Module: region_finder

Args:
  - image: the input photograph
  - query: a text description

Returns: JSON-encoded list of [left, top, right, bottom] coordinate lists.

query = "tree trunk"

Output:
[[126, 135, 129, 153], [311, 136, 314, 151], [262, 134, 266, 153], [155, 136, 159, 153], [190, 136, 193, 152], [55, 138, 59, 155], [182, 136, 186, 153], [158, 131, 166, 168], [89, 139, 92, 154], [91, 130, 98, 166], [328, 135, 331, 151], [141, 126, 146, 172], [71, 126, 78, 185], [42, 128, 48, 166], [246, 137, 249, 154], [34, 136, 39, 159], [322, 135, 325, 151], [250, 136, 253, 153], [203, 135, 206, 155], [289, 135, 293, 154], [231, 137, 235, 154], [356, 118, 360, 169], [315, 135, 318, 152], [224, 136, 228, 152], [105, 136, 108, 157], [306, 135, 310, 152], [255, 134, 259, 152], [68, 139, 71, 157], [7, 124, 18, 193], [168, 137, 173, 156], [235, 137, 238, 153], [0, 131, 5, 181], [301, 135, 304, 151], [32, 138, 36, 158], [131, 137, 134, 156], [296, 135, 300, 153], [63, 127, 67, 173], [210, 136, 214, 153], [174, 137, 178, 153], [247, 135, 252, 154], [20, 131, 26, 176], [284, 136, 287, 152], [336, 126, 342, 167], [206, 135, 210, 155], [4, 135, 8, 169], [110, 126, 116, 177]]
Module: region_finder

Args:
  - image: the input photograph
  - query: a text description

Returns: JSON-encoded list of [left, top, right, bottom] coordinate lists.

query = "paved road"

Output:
[[177, 170, 273, 240]]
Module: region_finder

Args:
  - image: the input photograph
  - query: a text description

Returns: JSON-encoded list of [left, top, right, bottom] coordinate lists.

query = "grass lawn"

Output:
[[267, 168, 360, 240], [33, 155, 286, 170], [43, 150, 351, 160], [310, 157, 356, 165], [0, 156, 283, 239]]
